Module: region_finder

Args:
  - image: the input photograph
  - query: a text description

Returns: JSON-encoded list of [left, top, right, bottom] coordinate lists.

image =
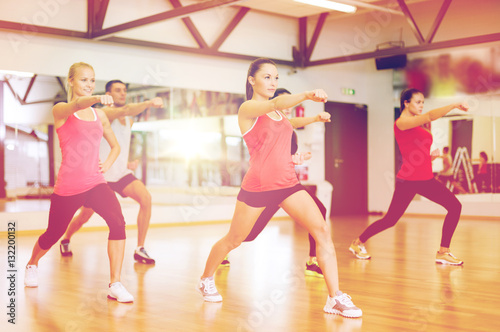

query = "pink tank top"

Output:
[[394, 121, 434, 181], [54, 108, 106, 196], [241, 112, 299, 191]]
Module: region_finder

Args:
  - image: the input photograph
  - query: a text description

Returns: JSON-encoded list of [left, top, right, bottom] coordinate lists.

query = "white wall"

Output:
[[2, 30, 500, 218]]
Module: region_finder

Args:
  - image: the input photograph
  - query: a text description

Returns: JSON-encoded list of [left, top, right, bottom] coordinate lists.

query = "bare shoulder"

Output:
[[52, 101, 67, 112], [238, 100, 253, 117], [95, 108, 110, 123], [239, 100, 253, 111], [95, 107, 106, 117], [394, 117, 404, 130], [395, 114, 424, 131]]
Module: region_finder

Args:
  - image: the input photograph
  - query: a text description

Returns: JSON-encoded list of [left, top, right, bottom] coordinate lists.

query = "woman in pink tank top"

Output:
[[198, 58, 362, 318], [349, 88, 469, 266], [24, 62, 134, 303]]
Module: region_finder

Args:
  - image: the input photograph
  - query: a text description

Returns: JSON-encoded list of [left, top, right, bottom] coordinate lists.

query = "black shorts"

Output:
[[83, 174, 137, 208], [237, 183, 305, 208], [108, 173, 137, 198]]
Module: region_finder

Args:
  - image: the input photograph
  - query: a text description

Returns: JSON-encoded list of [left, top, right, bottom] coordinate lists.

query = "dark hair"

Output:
[[273, 88, 291, 99], [105, 79, 126, 92], [400, 88, 423, 111], [480, 151, 488, 162], [246, 58, 277, 100], [443, 147, 449, 153]]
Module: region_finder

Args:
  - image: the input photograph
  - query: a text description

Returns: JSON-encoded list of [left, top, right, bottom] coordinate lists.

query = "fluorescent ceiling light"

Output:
[[294, 0, 357, 13]]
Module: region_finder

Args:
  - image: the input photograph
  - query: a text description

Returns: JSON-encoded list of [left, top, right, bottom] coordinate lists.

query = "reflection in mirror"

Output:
[[125, 84, 246, 188], [393, 45, 500, 202], [431, 115, 497, 195], [1, 71, 66, 199], [1, 72, 247, 203]]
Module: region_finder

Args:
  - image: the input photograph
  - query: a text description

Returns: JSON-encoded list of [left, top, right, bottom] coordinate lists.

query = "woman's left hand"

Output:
[[292, 153, 305, 165], [98, 160, 109, 173], [315, 112, 331, 123], [457, 102, 469, 112], [306, 89, 328, 103], [430, 148, 440, 160]]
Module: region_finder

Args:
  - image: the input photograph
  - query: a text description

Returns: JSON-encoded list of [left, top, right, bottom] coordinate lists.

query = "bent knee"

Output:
[[448, 198, 462, 212], [108, 223, 126, 240], [138, 191, 152, 208], [310, 223, 330, 242], [106, 215, 126, 240], [225, 235, 245, 250], [38, 230, 65, 250]]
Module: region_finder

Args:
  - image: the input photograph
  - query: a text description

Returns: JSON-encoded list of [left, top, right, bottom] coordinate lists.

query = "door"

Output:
[[325, 102, 368, 215], [450, 119, 474, 192]]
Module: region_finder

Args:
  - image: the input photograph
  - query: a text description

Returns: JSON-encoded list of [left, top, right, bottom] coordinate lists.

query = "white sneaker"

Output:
[[108, 282, 134, 303], [24, 265, 38, 287], [349, 240, 371, 260], [134, 247, 155, 264], [324, 290, 362, 318], [198, 277, 222, 302]]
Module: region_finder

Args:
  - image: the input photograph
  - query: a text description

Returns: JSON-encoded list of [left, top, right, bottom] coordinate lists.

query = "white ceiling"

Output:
[[240, 0, 403, 18], [1, 0, 499, 67]]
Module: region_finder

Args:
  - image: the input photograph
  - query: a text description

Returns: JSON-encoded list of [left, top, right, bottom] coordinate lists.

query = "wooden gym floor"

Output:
[[1, 214, 499, 332]]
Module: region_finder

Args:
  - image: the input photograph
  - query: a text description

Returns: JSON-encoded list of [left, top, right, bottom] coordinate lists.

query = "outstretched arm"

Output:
[[289, 112, 331, 129], [52, 95, 113, 128], [102, 97, 163, 122], [239, 89, 327, 119], [396, 102, 469, 131], [97, 109, 120, 173], [238, 89, 328, 133]]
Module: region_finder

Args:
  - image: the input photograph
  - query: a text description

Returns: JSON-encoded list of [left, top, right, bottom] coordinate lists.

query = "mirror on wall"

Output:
[[393, 44, 500, 202], [430, 113, 500, 195], [1, 72, 247, 201]]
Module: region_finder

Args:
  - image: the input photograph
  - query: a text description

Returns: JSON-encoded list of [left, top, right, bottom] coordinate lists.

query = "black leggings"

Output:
[[359, 178, 461, 248], [244, 190, 327, 257], [38, 183, 126, 250]]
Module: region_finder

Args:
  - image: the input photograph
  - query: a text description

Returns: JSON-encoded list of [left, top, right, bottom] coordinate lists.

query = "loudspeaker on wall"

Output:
[[375, 54, 407, 70]]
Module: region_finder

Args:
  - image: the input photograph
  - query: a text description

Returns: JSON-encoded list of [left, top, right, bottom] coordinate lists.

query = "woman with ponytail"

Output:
[[198, 58, 362, 318], [24, 62, 134, 303], [349, 88, 469, 266]]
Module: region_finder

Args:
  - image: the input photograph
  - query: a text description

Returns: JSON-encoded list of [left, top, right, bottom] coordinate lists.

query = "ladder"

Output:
[[449, 147, 477, 193]]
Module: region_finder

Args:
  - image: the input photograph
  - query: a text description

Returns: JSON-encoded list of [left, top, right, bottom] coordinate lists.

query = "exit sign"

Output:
[[341, 88, 355, 95]]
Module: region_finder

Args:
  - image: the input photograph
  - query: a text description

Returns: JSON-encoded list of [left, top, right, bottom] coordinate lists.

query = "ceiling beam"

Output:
[[0, 20, 87, 38], [308, 32, 500, 66], [22, 74, 38, 103], [56, 76, 67, 97], [305, 12, 329, 64], [87, 0, 95, 38], [101, 36, 295, 66], [169, 0, 208, 49], [426, 0, 452, 43], [92, 0, 242, 39], [211, 7, 250, 50], [397, 0, 425, 44], [4, 77, 64, 105], [296, 17, 307, 67], [92, 0, 110, 34]]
